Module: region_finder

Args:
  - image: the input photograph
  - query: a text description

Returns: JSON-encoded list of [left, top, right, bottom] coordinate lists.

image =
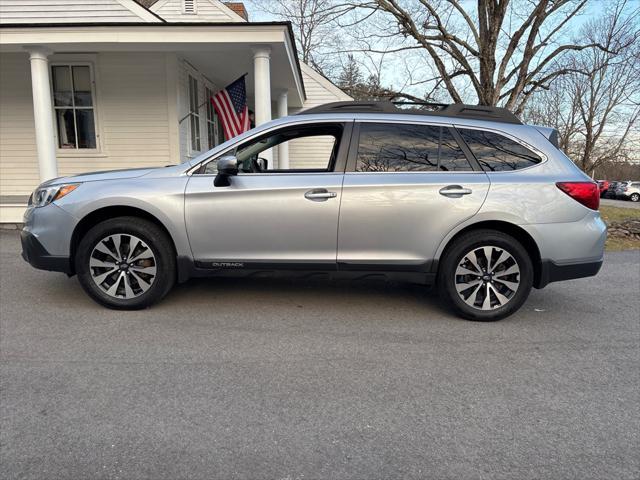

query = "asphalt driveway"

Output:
[[1, 231, 638, 480]]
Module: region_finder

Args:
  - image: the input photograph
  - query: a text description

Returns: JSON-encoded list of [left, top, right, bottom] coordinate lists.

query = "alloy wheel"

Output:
[[89, 234, 157, 299], [454, 245, 520, 310]]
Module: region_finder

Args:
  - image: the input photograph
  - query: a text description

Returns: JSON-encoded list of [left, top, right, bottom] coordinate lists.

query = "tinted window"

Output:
[[356, 123, 472, 172], [457, 128, 541, 171]]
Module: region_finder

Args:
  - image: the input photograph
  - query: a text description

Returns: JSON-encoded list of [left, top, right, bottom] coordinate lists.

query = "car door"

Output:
[[337, 121, 490, 271], [184, 121, 352, 269]]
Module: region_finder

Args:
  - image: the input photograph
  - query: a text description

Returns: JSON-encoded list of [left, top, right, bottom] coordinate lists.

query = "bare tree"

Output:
[[246, 0, 349, 75], [338, 0, 636, 113], [523, 1, 640, 176]]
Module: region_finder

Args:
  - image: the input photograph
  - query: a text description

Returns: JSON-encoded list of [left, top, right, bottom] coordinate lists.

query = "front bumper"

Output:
[[21, 229, 72, 274]]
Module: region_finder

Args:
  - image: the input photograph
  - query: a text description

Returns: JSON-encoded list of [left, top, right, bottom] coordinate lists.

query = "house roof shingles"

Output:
[[223, 2, 248, 20]]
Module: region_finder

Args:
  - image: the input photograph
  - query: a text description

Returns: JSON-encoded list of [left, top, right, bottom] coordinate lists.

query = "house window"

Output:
[[183, 0, 197, 14], [188, 75, 201, 152], [204, 86, 225, 149], [51, 64, 97, 149]]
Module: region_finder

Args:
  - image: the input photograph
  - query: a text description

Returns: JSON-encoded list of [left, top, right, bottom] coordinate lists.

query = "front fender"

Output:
[[55, 177, 191, 259]]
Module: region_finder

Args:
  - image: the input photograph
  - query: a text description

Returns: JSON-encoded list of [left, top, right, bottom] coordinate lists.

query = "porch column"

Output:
[[277, 91, 289, 169], [253, 46, 272, 167], [27, 47, 57, 181]]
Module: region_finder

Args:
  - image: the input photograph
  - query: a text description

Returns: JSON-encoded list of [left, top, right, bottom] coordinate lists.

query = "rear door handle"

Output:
[[304, 189, 337, 201], [439, 185, 473, 197]]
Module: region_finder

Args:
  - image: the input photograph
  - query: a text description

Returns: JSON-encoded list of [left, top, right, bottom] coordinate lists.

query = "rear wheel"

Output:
[[630, 193, 639, 202], [438, 229, 533, 321], [75, 217, 176, 309]]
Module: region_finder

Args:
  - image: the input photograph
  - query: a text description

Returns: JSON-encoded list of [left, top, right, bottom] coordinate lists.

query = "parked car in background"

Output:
[[21, 101, 606, 321], [597, 180, 609, 197], [605, 181, 621, 198], [615, 181, 640, 202]]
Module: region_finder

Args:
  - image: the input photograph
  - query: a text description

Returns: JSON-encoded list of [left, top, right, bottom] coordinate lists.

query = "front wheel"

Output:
[[75, 217, 176, 309], [438, 230, 533, 321]]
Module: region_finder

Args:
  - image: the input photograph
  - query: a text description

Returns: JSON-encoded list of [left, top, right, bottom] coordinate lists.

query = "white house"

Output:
[[0, 0, 351, 222]]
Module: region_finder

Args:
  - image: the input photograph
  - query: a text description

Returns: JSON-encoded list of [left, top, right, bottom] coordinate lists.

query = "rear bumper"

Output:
[[21, 229, 72, 274], [536, 258, 603, 289]]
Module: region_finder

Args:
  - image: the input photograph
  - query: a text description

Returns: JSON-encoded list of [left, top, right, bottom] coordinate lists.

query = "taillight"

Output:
[[556, 182, 600, 210]]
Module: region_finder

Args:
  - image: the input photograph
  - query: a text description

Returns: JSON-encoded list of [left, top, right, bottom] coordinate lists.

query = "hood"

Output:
[[41, 167, 161, 187]]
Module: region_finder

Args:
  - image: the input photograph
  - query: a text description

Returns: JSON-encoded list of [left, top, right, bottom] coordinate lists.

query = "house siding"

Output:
[[0, 0, 150, 24], [151, 0, 242, 22], [0, 52, 173, 197], [0, 53, 38, 196]]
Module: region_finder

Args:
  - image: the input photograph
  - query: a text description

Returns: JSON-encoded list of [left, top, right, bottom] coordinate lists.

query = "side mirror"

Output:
[[256, 157, 268, 171], [214, 155, 238, 187]]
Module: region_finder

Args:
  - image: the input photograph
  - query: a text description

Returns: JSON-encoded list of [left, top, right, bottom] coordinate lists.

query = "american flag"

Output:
[[210, 75, 250, 141]]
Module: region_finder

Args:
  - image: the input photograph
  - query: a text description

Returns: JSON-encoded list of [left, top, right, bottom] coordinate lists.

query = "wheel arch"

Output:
[[70, 205, 179, 276], [435, 220, 544, 288]]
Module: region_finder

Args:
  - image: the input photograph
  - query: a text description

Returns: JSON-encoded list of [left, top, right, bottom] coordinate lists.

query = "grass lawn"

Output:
[[600, 205, 640, 251]]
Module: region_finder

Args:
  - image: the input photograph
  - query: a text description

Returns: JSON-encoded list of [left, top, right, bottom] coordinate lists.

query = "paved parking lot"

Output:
[[1, 230, 639, 480]]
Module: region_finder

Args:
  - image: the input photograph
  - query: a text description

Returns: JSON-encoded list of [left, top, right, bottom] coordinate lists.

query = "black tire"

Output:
[[630, 193, 639, 202], [75, 216, 176, 310], [437, 229, 533, 321]]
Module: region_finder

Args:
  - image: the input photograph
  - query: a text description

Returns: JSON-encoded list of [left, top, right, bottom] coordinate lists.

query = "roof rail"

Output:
[[297, 101, 522, 125]]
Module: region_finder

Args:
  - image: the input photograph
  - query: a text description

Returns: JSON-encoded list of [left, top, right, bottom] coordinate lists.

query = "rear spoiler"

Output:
[[533, 125, 560, 149]]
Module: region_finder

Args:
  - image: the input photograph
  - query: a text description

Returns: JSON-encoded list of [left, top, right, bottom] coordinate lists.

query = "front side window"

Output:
[[355, 123, 472, 172], [457, 128, 542, 171], [201, 123, 343, 175], [51, 64, 97, 149], [188, 75, 200, 152]]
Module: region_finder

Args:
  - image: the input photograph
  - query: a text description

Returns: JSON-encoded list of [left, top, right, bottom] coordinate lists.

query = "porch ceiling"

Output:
[[183, 46, 302, 108], [0, 22, 305, 107]]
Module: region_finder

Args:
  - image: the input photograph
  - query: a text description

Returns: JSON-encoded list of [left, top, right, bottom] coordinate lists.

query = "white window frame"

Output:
[[50, 60, 101, 155], [188, 74, 201, 153], [204, 85, 224, 150]]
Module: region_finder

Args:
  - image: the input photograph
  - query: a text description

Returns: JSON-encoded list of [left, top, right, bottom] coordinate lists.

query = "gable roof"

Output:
[[0, 0, 163, 24], [147, 0, 246, 22]]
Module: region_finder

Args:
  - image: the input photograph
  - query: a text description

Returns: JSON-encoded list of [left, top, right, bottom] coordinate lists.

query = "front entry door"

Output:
[[184, 121, 351, 268]]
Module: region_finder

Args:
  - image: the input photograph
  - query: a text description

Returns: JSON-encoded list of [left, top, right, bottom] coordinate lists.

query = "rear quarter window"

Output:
[[457, 128, 542, 171]]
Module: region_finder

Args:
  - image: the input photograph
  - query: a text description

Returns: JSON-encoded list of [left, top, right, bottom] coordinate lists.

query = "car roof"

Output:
[[297, 101, 523, 125]]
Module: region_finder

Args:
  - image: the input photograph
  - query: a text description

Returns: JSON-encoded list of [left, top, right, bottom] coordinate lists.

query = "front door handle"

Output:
[[304, 189, 337, 201], [439, 185, 473, 197]]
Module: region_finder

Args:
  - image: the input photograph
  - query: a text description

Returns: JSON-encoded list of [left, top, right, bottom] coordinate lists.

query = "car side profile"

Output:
[[21, 101, 606, 321], [615, 181, 640, 202]]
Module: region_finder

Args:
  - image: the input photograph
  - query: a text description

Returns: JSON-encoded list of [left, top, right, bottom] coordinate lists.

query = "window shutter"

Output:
[[183, 0, 196, 14]]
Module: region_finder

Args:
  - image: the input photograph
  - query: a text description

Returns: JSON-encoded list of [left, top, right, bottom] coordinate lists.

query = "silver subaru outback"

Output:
[[21, 102, 606, 321]]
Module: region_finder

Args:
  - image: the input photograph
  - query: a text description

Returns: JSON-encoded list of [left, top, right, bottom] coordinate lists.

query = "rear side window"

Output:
[[457, 128, 541, 171], [355, 123, 473, 172]]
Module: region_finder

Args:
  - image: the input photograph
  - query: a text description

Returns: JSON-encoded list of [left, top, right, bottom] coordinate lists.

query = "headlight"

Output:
[[29, 183, 80, 207]]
